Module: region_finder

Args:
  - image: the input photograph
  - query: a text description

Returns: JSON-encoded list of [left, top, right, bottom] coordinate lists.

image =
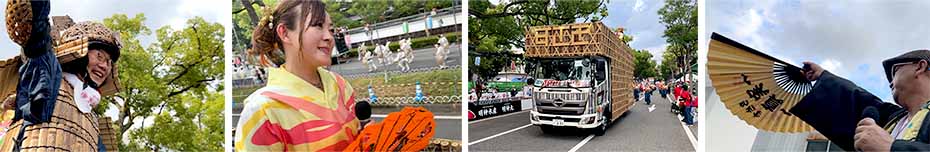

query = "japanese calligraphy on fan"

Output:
[[739, 73, 789, 118]]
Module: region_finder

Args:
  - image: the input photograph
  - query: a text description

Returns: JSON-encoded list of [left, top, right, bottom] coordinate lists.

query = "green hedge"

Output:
[[346, 32, 460, 58], [347, 68, 462, 98]]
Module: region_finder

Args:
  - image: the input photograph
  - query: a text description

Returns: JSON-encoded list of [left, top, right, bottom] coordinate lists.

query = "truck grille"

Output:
[[535, 92, 587, 115], [539, 117, 581, 122]]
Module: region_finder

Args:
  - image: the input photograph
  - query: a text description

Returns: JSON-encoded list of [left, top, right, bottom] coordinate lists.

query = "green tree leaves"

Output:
[[633, 49, 658, 79], [468, 0, 607, 80], [102, 13, 224, 151], [657, 0, 697, 80]]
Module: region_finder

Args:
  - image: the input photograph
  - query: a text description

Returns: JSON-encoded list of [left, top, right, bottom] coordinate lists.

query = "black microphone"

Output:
[[356, 101, 372, 129], [862, 106, 880, 121]]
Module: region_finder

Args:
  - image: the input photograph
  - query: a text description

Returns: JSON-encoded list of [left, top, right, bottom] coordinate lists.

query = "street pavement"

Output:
[[467, 94, 698, 151], [329, 43, 461, 76], [372, 115, 462, 140]]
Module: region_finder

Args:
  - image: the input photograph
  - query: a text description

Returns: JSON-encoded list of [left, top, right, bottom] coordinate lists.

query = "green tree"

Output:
[[468, 0, 607, 79], [633, 49, 657, 79], [657, 0, 697, 80], [425, 0, 455, 12], [348, 0, 390, 25], [103, 14, 224, 151], [621, 34, 633, 45], [124, 92, 224, 151], [468, 51, 520, 81], [470, 0, 607, 26], [658, 48, 678, 79], [231, 0, 269, 59], [232, 0, 458, 58], [327, 0, 361, 29]]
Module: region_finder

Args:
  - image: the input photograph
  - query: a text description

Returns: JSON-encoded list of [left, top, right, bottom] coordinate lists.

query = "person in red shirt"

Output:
[[680, 86, 694, 126], [690, 90, 698, 108]]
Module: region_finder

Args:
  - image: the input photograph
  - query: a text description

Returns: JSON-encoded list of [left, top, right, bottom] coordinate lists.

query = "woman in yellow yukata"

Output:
[[234, 0, 360, 151]]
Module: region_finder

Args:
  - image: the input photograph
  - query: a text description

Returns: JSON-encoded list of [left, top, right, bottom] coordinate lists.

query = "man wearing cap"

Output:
[[791, 50, 930, 151]]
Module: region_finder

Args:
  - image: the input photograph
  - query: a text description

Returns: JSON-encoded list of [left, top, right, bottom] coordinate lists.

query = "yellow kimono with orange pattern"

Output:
[[235, 67, 359, 151]]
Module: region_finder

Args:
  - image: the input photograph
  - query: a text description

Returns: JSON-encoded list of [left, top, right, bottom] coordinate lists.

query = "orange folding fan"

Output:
[[345, 107, 435, 152]]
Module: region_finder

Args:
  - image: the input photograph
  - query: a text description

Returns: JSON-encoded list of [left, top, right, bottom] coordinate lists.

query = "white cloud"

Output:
[[732, 9, 761, 40], [707, 2, 930, 143], [643, 44, 668, 64], [633, 0, 646, 12], [604, 0, 669, 64], [820, 58, 843, 76]]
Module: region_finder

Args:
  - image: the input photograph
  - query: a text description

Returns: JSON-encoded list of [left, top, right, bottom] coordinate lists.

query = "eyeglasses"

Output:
[[889, 60, 925, 89], [891, 61, 920, 79], [94, 51, 112, 65]]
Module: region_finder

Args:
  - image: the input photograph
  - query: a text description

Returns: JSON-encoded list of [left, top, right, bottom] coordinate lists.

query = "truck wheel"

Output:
[[595, 106, 611, 136], [594, 115, 608, 136]]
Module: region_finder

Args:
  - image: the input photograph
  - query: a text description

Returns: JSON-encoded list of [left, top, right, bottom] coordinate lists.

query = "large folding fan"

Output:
[[708, 33, 813, 133]]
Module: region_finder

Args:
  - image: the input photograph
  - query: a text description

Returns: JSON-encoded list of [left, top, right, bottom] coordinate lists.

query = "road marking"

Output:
[[372, 114, 461, 120], [469, 124, 532, 145], [567, 135, 595, 152], [677, 114, 698, 151], [468, 110, 529, 124], [668, 95, 676, 103]]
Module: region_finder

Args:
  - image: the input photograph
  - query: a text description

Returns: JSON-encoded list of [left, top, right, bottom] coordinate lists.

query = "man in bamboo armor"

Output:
[[0, 1, 122, 151]]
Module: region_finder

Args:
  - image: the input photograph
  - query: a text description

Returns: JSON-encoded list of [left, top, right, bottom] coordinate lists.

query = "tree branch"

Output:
[[241, 0, 261, 26], [150, 37, 179, 72], [166, 78, 215, 98]]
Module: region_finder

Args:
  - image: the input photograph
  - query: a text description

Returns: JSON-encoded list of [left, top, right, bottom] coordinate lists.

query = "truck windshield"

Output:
[[532, 59, 592, 81]]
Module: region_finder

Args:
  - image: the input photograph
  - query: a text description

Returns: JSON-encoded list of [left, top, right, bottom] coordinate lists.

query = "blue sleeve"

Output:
[[98, 136, 106, 152], [13, 0, 60, 123]]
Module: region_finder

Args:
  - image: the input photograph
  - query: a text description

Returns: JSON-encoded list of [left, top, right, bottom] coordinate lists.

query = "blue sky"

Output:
[[600, 0, 671, 64], [489, 0, 672, 63], [706, 0, 930, 102]]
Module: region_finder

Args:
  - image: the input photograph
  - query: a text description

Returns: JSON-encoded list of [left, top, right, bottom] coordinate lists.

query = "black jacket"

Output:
[[791, 71, 930, 151]]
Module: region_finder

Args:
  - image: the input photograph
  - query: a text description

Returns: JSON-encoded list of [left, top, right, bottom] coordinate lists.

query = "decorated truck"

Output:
[[524, 22, 635, 135]]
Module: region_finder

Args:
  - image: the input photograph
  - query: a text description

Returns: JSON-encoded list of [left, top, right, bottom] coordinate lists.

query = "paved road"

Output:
[[468, 94, 698, 151], [372, 115, 462, 140], [329, 43, 461, 76], [370, 104, 462, 140]]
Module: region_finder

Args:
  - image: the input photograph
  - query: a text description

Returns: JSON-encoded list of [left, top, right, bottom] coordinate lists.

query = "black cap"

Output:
[[882, 50, 930, 82], [88, 40, 120, 62]]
